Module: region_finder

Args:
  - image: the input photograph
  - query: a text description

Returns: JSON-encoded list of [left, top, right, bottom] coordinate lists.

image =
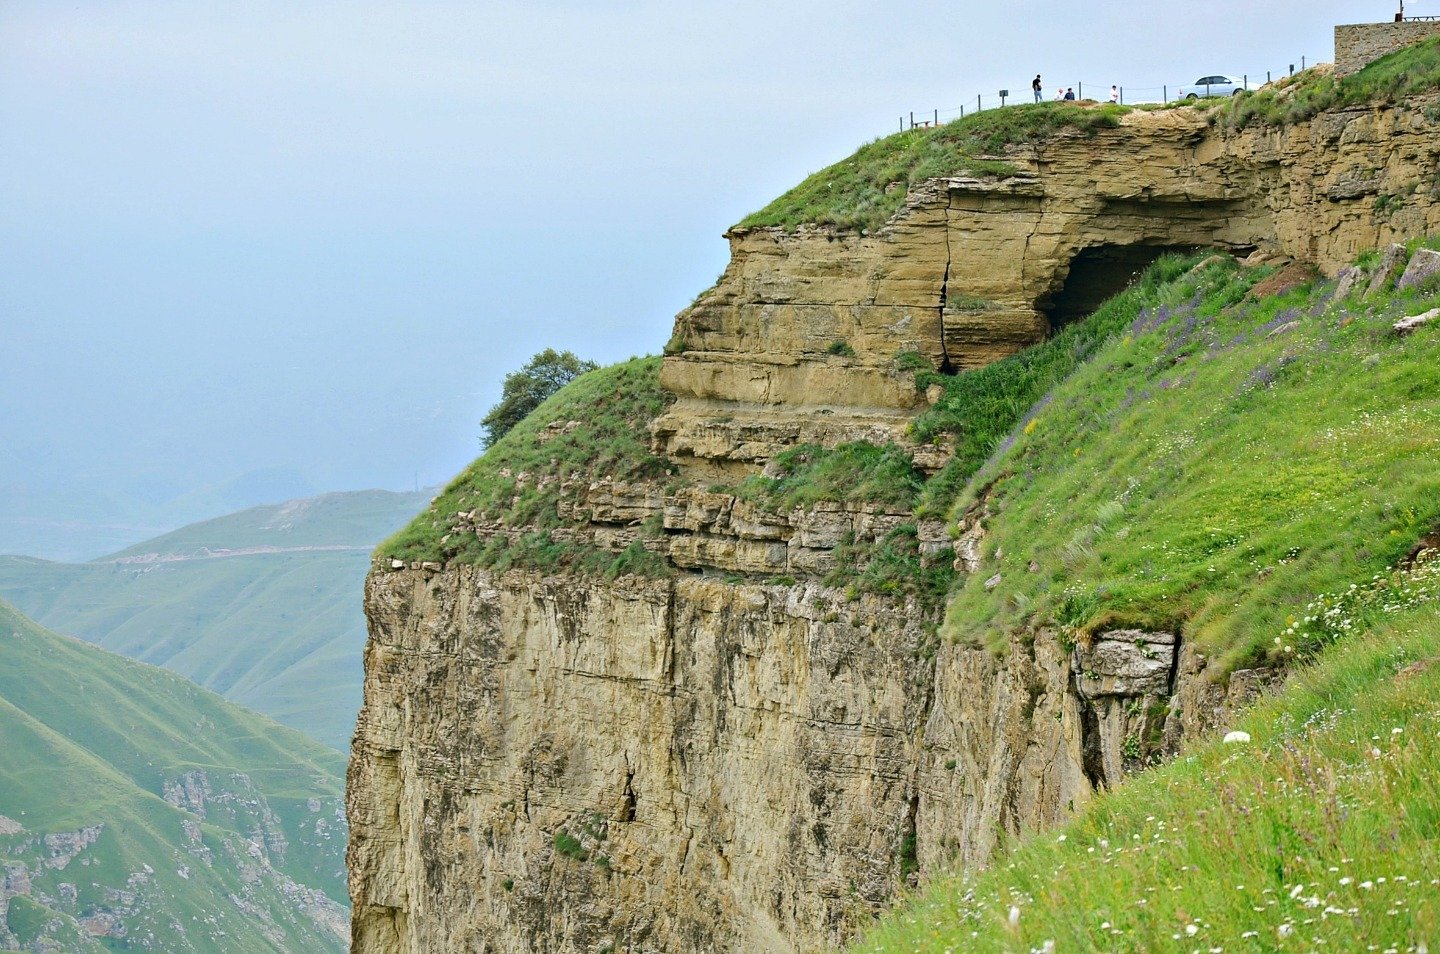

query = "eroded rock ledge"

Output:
[[657, 101, 1440, 474], [349, 95, 1440, 954], [349, 565, 1267, 954]]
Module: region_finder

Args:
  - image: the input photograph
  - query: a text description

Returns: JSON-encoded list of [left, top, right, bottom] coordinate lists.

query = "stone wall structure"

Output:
[[1336, 20, 1440, 74]]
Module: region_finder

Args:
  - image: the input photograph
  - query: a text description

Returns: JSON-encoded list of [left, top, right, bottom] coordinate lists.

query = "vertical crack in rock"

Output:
[[1165, 632, 1184, 697], [1076, 674, 1108, 792], [900, 792, 920, 887], [620, 756, 637, 823], [937, 203, 956, 374]]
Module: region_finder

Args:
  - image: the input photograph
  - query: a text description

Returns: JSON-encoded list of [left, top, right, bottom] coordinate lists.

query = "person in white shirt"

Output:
[[1109, 85, 1120, 104]]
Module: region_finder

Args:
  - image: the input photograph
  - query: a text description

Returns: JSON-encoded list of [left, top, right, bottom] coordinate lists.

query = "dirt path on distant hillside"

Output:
[[105, 545, 372, 565]]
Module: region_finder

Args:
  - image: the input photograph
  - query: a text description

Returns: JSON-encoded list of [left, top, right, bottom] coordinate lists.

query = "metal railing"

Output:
[[898, 56, 1318, 132]]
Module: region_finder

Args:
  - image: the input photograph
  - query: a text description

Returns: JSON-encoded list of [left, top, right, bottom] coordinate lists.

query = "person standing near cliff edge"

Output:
[[1033, 74, 1043, 103]]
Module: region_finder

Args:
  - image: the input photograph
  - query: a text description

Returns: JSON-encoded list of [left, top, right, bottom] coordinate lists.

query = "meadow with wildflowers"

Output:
[[855, 556, 1440, 953]]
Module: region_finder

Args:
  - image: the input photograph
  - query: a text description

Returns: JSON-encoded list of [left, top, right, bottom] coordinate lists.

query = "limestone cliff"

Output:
[[657, 100, 1440, 473], [349, 90, 1440, 953]]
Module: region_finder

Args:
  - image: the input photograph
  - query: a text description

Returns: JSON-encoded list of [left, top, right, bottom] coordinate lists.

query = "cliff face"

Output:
[[349, 95, 1440, 954], [657, 102, 1440, 473], [350, 565, 1266, 953]]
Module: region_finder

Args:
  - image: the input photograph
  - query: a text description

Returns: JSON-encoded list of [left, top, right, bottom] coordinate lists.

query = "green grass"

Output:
[[0, 599, 346, 952], [735, 443, 926, 513], [0, 490, 427, 750], [553, 832, 588, 861], [737, 102, 1129, 232], [854, 557, 1440, 953], [936, 243, 1440, 669], [1215, 36, 1440, 129], [911, 253, 1216, 515], [381, 356, 675, 575], [737, 41, 1440, 237], [714, 254, 1229, 605]]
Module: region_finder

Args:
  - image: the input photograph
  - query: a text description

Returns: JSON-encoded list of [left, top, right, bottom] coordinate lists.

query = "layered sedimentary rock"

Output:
[[657, 100, 1440, 472], [350, 562, 1268, 954], [350, 94, 1440, 953], [348, 474, 1267, 953]]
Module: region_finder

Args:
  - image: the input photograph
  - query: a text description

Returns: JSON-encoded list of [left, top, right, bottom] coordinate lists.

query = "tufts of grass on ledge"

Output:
[[854, 563, 1440, 954], [1215, 36, 1440, 129], [737, 102, 1129, 233], [380, 356, 675, 575], [734, 442, 926, 513]]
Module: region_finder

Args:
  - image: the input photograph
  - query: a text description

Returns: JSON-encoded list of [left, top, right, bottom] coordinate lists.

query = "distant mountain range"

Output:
[[0, 488, 432, 750], [0, 598, 347, 952]]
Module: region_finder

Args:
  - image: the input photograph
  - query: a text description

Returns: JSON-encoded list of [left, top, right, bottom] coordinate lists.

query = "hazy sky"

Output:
[[0, 0, 1384, 521]]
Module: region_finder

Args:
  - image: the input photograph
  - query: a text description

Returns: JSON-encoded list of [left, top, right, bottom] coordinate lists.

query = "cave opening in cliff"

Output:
[[1045, 244, 1201, 332]]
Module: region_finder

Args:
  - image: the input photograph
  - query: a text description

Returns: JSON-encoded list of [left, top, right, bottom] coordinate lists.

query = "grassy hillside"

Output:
[[0, 599, 346, 952], [104, 488, 431, 560], [383, 356, 674, 576], [0, 489, 429, 750], [841, 240, 1440, 948], [1214, 35, 1440, 129], [933, 244, 1440, 668], [737, 103, 1127, 232], [856, 559, 1440, 952]]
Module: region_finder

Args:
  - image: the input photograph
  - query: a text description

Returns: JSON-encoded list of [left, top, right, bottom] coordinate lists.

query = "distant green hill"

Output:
[[103, 488, 431, 561], [0, 467, 320, 562], [0, 489, 430, 750], [0, 599, 347, 952]]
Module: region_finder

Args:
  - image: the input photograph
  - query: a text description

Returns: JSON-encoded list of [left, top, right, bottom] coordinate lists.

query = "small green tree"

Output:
[[481, 349, 598, 448]]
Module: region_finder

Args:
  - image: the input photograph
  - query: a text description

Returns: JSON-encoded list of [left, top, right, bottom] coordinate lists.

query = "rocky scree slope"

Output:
[[351, 54, 1440, 954], [0, 599, 348, 953]]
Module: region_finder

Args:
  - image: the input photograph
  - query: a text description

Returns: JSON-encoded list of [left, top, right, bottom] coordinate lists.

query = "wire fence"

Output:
[[897, 55, 1321, 132]]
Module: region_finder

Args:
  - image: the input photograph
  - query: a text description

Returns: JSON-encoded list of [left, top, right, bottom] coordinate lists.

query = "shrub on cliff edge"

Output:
[[481, 348, 598, 448]]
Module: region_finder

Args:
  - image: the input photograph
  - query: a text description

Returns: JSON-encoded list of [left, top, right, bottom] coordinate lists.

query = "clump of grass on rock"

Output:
[[381, 356, 674, 575], [738, 102, 1129, 233]]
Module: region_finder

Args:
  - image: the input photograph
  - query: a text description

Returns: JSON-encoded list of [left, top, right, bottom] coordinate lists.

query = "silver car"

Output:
[[1178, 74, 1254, 99]]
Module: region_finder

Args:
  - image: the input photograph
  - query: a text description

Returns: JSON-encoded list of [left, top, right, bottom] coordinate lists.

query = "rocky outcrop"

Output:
[[350, 564, 1265, 954], [349, 93, 1440, 953], [656, 100, 1440, 473]]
